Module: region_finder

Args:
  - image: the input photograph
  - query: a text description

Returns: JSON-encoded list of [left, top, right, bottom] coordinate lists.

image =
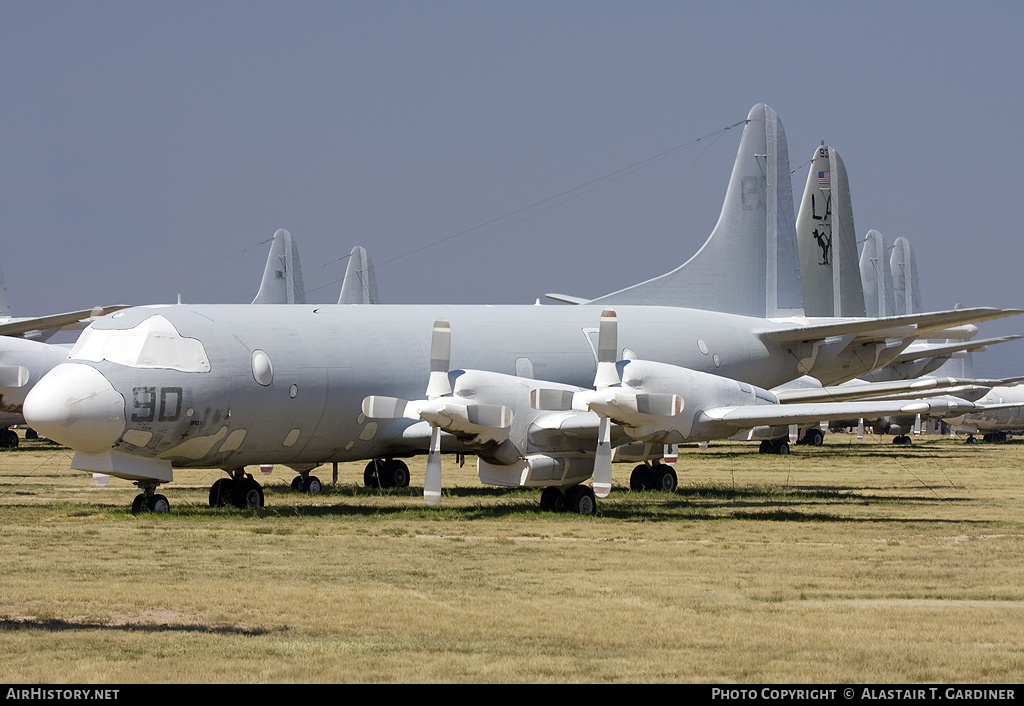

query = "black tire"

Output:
[[231, 477, 264, 508], [629, 464, 649, 490], [651, 465, 678, 492], [565, 486, 596, 516], [540, 486, 566, 512], [387, 460, 410, 488], [0, 429, 18, 448], [147, 494, 170, 513], [210, 478, 235, 507], [130, 493, 147, 515], [305, 476, 322, 495], [291, 475, 304, 491], [774, 439, 790, 455], [809, 429, 824, 446], [364, 460, 383, 488], [759, 440, 772, 454]]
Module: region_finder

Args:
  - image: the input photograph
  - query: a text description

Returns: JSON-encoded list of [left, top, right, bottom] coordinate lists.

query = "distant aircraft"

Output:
[[0, 264, 127, 447], [21, 105, 1020, 514]]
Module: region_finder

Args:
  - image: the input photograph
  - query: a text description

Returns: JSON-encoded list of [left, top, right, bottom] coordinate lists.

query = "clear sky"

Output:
[[2, 1, 1021, 377]]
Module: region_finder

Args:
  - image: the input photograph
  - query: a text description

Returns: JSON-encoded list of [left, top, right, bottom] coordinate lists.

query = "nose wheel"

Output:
[[130, 482, 170, 514]]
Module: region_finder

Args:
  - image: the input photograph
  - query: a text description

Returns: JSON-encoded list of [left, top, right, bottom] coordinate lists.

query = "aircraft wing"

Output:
[[773, 376, 984, 404], [0, 306, 130, 338], [761, 308, 1022, 345], [700, 397, 980, 430]]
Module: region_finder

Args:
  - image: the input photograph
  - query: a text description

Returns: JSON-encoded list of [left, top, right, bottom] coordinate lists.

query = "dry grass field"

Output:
[[1, 431, 1023, 683]]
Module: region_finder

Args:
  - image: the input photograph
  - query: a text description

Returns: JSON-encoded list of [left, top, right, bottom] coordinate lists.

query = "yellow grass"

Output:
[[1, 432, 1023, 683]]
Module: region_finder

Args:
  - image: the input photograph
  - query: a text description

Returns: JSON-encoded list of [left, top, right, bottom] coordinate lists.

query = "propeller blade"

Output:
[[594, 309, 620, 389], [362, 395, 415, 419], [426, 318, 452, 399], [424, 424, 442, 505], [593, 415, 612, 498]]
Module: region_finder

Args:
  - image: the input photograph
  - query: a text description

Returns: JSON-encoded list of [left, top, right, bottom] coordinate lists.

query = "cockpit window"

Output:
[[70, 315, 211, 373]]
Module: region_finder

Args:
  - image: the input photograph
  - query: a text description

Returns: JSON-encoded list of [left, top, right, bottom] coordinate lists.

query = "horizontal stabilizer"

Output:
[[886, 336, 1022, 366], [544, 293, 589, 305], [762, 307, 1023, 346]]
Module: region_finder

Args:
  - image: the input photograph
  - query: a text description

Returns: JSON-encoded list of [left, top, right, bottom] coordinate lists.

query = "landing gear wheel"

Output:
[[565, 485, 597, 515], [231, 476, 264, 508], [893, 435, 912, 446], [630, 464, 649, 490], [385, 460, 410, 488], [650, 465, 678, 492], [774, 439, 790, 455], [291, 475, 322, 494], [540, 486, 566, 512], [807, 428, 824, 446], [363, 460, 383, 488], [759, 440, 773, 454], [131, 492, 170, 514], [965, 435, 977, 445], [0, 429, 18, 448], [210, 478, 235, 507]]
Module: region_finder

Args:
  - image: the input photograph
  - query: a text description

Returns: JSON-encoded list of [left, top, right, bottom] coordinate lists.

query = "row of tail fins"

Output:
[[250, 103, 929, 321]]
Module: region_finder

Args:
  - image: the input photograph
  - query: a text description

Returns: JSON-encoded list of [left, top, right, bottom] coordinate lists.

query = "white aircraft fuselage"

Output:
[[25, 302, 824, 480]]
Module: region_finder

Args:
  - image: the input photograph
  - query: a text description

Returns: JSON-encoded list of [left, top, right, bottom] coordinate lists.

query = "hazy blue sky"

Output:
[[2, 1, 1021, 376]]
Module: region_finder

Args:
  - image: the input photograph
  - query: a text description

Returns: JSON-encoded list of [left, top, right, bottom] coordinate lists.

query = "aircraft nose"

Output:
[[23, 363, 126, 454]]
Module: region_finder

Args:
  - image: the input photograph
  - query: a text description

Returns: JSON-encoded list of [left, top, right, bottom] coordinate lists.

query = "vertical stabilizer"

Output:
[[588, 104, 802, 317], [890, 236, 921, 316], [251, 229, 306, 305], [338, 246, 380, 304], [796, 143, 865, 317], [859, 230, 895, 318]]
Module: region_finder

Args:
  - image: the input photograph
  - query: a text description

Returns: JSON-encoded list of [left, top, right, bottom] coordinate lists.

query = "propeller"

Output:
[[362, 318, 512, 506]]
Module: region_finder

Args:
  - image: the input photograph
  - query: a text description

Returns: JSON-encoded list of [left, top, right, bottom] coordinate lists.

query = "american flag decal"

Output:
[[818, 170, 830, 187]]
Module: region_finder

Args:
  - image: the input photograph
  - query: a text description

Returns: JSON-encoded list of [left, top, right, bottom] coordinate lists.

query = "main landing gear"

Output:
[[629, 462, 678, 492], [759, 438, 790, 455], [540, 485, 597, 515], [363, 459, 411, 489], [892, 435, 913, 445], [209, 468, 265, 509], [290, 473, 323, 494]]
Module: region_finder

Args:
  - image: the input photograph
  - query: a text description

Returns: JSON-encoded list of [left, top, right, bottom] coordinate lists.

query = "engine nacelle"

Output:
[[604, 360, 779, 442]]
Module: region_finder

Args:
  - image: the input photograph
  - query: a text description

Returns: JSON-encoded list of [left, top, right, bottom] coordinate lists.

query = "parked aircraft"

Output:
[[21, 105, 1020, 514], [0, 262, 129, 447], [0, 232, 301, 450]]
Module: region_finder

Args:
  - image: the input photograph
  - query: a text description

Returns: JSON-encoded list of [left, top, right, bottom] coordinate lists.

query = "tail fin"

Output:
[[859, 230, 895, 317], [251, 229, 306, 305], [796, 143, 865, 317], [589, 103, 802, 317], [338, 246, 380, 304], [890, 236, 921, 315]]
